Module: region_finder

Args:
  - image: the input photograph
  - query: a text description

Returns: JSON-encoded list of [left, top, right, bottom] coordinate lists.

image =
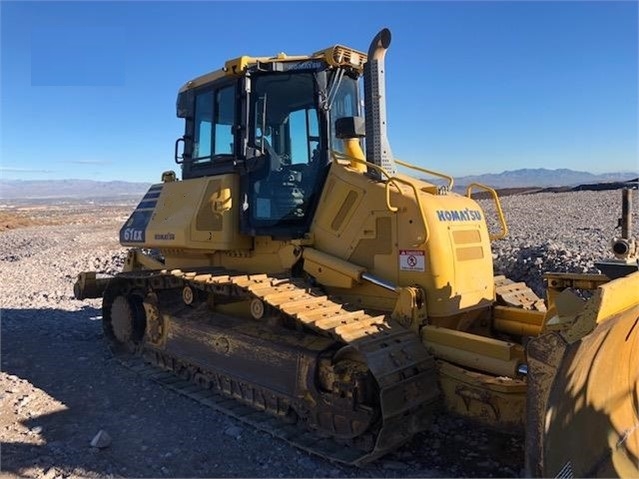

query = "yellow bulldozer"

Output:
[[73, 29, 639, 477]]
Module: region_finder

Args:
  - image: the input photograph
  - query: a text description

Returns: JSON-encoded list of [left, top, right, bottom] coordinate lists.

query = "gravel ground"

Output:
[[1, 189, 636, 478], [480, 189, 638, 297]]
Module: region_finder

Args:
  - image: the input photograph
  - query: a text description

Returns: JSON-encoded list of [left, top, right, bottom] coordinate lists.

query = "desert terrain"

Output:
[[1, 189, 637, 478]]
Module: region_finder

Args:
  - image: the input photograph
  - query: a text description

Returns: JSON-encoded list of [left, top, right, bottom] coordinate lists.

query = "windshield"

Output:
[[250, 73, 320, 164]]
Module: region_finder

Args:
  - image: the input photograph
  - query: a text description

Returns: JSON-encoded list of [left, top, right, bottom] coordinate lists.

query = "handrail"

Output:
[[331, 150, 391, 180], [332, 150, 455, 191], [384, 178, 400, 212], [331, 150, 430, 245], [465, 182, 508, 241], [395, 158, 454, 190], [385, 175, 430, 244]]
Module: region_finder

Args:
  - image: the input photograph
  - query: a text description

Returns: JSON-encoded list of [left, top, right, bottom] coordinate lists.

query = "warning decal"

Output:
[[399, 250, 425, 272]]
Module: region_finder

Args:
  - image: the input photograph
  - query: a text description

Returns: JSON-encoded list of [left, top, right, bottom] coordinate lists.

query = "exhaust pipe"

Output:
[[364, 28, 397, 177]]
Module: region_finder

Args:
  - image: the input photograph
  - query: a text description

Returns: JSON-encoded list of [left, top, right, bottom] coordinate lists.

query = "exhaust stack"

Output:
[[364, 28, 397, 177]]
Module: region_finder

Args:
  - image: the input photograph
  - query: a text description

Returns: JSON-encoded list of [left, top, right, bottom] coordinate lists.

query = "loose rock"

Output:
[[224, 425, 243, 439], [91, 429, 112, 449]]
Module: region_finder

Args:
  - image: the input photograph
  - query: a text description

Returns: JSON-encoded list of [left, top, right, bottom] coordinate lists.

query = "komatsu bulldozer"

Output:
[[73, 29, 639, 477]]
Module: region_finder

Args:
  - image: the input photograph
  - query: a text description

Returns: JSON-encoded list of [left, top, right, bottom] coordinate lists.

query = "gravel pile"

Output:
[[1, 189, 636, 478], [0, 223, 126, 311], [479, 189, 638, 297]]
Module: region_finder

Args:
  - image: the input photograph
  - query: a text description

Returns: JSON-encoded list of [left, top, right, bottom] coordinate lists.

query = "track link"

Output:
[[103, 267, 439, 465]]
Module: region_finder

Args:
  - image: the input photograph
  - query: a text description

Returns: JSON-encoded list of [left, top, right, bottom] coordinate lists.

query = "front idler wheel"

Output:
[[104, 293, 146, 353]]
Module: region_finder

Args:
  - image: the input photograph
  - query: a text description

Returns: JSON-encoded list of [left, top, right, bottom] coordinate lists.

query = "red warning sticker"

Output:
[[399, 250, 425, 272]]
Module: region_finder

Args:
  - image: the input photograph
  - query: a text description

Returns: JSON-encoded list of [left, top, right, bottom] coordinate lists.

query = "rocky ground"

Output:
[[481, 190, 638, 296], [1, 189, 636, 478]]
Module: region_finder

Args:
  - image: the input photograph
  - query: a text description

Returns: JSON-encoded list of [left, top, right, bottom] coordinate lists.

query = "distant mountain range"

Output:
[[0, 169, 636, 200], [0, 179, 152, 200], [454, 168, 636, 189]]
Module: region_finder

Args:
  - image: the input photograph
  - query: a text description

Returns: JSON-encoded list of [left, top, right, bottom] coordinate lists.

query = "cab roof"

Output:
[[178, 44, 367, 93]]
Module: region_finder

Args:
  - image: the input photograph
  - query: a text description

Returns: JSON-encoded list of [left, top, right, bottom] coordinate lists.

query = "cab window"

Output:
[[329, 76, 359, 153], [214, 86, 235, 155], [193, 91, 213, 161], [192, 85, 236, 162], [248, 73, 323, 227]]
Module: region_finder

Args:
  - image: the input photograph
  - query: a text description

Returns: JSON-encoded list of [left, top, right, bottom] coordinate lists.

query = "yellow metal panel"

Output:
[[178, 69, 227, 93], [422, 325, 522, 362], [452, 229, 481, 244], [426, 342, 521, 377], [143, 175, 251, 251], [182, 45, 357, 93], [224, 56, 254, 75], [455, 246, 483, 261], [594, 270, 639, 323], [195, 179, 223, 231], [313, 45, 367, 71], [492, 305, 545, 336], [302, 247, 365, 289], [330, 190, 359, 231], [349, 217, 393, 270], [555, 271, 639, 344], [311, 163, 494, 316], [313, 175, 366, 245], [437, 361, 526, 430], [447, 224, 493, 311]]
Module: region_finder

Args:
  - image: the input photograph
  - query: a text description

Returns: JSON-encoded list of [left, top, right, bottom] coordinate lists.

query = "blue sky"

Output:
[[1, 1, 637, 182]]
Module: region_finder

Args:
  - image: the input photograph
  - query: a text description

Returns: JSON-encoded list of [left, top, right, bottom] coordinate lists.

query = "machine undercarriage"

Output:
[[99, 267, 439, 464]]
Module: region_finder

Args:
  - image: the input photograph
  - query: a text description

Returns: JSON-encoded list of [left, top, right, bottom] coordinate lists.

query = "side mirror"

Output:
[[176, 90, 194, 119]]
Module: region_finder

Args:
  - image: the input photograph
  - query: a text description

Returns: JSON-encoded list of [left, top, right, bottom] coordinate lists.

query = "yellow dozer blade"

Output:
[[526, 271, 639, 477]]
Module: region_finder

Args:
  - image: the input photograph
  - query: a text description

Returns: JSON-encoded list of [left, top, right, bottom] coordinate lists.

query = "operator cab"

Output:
[[175, 50, 363, 239]]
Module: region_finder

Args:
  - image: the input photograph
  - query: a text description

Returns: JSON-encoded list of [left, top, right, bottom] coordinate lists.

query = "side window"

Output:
[[193, 91, 213, 161], [214, 86, 235, 155], [329, 77, 359, 153], [192, 85, 236, 162]]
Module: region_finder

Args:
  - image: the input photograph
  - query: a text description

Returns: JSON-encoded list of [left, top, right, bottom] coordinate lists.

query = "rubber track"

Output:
[[110, 267, 439, 465]]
